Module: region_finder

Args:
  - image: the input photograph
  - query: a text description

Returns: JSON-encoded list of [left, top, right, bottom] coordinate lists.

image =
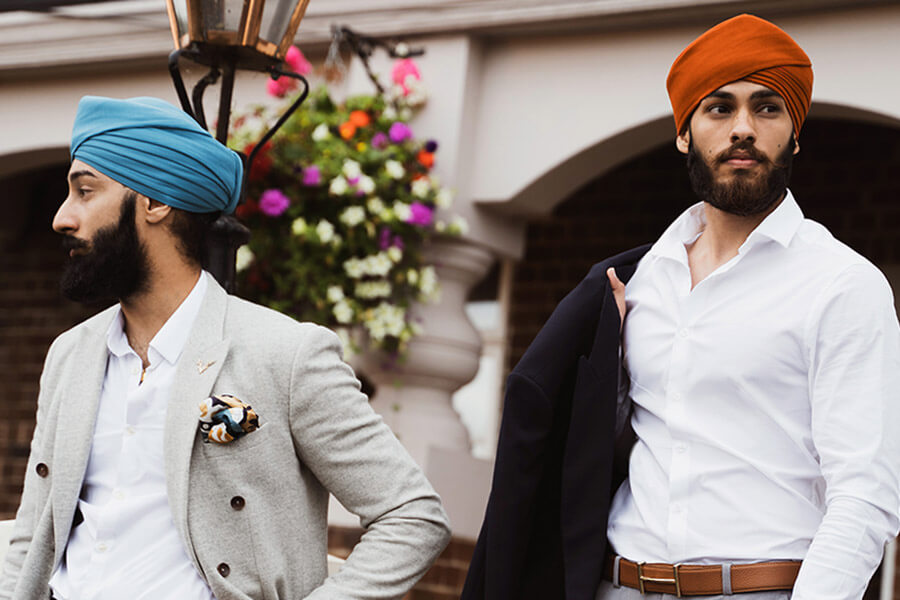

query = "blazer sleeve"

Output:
[[287, 325, 451, 600], [0, 337, 59, 600]]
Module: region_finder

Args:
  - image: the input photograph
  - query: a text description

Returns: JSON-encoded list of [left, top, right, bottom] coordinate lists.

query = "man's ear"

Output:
[[142, 196, 172, 224], [793, 133, 800, 155], [676, 128, 690, 154]]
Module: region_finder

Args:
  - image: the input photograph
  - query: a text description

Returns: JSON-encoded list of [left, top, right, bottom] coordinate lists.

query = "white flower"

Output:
[[357, 175, 376, 195], [387, 246, 403, 262], [312, 123, 330, 141], [367, 197, 385, 215], [419, 265, 439, 298], [327, 285, 345, 303], [329, 175, 349, 196], [405, 78, 428, 107], [449, 215, 470, 235], [395, 42, 410, 57], [435, 220, 447, 233], [400, 107, 412, 121], [331, 234, 342, 248], [392, 201, 412, 222], [365, 302, 406, 340], [235, 245, 254, 272], [362, 252, 393, 277], [355, 280, 392, 299], [384, 160, 405, 180], [383, 105, 398, 120], [334, 327, 354, 360], [407, 268, 419, 285], [411, 178, 430, 199], [291, 217, 307, 236], [316, 219, 335, 243], [342, 159, 362, 180], [435, 188, 453, 209], [340, 206, 366, 227], [343, 258, 364, 279], [333, 299, 353, 324]]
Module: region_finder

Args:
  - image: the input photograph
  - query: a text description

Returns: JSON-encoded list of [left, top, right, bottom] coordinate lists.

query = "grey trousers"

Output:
[[596, 580, 792, 599]]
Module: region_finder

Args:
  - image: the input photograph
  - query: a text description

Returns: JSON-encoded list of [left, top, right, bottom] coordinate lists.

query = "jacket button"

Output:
[[36, 463, 49, 478], [230, 496, 245, 510], [217, 562, 230, 577]]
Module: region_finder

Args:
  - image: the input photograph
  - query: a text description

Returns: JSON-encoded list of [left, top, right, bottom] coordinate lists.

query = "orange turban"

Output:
[[666, 14, 813, 136]]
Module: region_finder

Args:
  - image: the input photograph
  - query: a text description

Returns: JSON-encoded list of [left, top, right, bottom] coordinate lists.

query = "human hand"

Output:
[[606, 267, 626, 333]]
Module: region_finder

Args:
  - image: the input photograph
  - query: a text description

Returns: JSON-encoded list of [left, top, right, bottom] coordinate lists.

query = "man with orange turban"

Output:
[[463, 13, 900, 600]]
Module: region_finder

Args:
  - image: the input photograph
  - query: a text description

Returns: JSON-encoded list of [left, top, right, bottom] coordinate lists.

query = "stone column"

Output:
[[357, 237, 494, 467]]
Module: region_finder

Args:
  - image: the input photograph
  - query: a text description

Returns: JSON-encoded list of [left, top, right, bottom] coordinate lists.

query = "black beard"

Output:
[[687, 138, 794, 217], [60, 191, 150, 305]]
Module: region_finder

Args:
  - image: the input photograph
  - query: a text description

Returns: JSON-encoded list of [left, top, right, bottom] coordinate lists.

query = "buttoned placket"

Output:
[[660, 244, 751, 557], [81, 350, 159, 600]]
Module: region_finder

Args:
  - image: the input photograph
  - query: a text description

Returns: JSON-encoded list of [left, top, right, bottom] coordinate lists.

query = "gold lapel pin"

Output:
[[197, 360, 216, 374]]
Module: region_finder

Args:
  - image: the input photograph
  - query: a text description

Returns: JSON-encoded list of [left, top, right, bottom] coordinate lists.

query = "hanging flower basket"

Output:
[[230, 47, 467, 356]]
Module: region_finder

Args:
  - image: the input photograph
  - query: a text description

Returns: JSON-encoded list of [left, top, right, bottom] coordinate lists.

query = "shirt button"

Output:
[[113, 490, 125, 501], [96, 542, 108, 553], [674, 443, 687, 454], [125, 426, 136, 436], [678, 328, 689, 338], [36, 463, 49, 478], [217, 563, 230, 577], [673, 392, 683, 402], [230, 496, 245, 510]]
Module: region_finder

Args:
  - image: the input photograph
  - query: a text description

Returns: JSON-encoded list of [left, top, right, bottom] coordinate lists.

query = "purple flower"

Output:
[[424, 139, 438, 153], [392, 235, 404, 250], [302, 165, 321, 186], [379, 227, 393, 250], [372, 132, 389, 149], [259, 188, 290, 217], [389, 122, 413, 144], [407, 202, 434, 226], [347, 176, 360, 186]]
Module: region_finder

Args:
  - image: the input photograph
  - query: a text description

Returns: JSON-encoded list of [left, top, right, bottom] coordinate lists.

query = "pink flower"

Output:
[[259, 189, 290, 217], [389, 122, 413, 144], [284, 45, 312, 76], [302, 165, 321, 186], [266, 46, 312, 98], [407, 202, 433, 226], [391, 58, 421, 95], [372, 132, 389, 149]]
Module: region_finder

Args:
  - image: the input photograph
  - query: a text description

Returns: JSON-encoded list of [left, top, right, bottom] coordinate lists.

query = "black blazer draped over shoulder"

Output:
[[462, 244, 651, 600]]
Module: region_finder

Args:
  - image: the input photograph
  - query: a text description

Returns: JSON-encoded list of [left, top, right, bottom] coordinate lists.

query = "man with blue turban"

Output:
[[0, 96, 450, 600]]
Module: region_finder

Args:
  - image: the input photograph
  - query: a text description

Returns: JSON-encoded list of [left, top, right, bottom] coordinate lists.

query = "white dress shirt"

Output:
[[607, 191, 900, 600], [49, 272, 215, 600]]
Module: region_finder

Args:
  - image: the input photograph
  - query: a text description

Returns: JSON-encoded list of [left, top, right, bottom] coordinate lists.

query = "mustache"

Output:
[[714, 141, 770, 165], [62, 235, 90, 253]]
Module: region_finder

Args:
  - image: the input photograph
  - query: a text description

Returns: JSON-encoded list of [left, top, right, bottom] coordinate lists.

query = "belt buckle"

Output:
[[636, 562, 683, 597]]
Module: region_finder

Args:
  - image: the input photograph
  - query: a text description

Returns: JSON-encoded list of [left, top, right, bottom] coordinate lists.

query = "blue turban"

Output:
[[70, 96, 243, 214]]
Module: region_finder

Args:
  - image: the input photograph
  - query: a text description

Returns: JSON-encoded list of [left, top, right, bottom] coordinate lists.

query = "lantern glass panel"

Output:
[[203, 0, 244, 34], [259, 0, 295, 49], [172, 0, 189, 38]]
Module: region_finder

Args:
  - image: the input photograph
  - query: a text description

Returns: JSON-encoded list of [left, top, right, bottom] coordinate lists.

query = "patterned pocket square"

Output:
[[198, 394, 260, 444]]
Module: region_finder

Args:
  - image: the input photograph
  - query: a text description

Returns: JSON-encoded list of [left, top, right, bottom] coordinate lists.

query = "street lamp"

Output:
[[164, 0, 312, 291]]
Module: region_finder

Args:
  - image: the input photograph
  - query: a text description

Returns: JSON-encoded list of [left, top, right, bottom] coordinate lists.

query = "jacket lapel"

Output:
[[52, 311, 116, 565], [164, 275, 230, 570]]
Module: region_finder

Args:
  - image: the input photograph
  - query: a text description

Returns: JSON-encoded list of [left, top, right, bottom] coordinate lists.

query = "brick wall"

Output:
[[507, 117, 900, 599], [0, 163, 94, 518]]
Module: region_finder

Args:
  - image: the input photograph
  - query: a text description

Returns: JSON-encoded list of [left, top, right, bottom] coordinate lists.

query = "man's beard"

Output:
[[60, 191, 150, 305], [687, 137, 794, 217]]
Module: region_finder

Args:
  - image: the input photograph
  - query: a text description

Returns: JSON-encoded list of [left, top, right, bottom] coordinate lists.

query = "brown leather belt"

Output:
[[605, 554, 801, 597]]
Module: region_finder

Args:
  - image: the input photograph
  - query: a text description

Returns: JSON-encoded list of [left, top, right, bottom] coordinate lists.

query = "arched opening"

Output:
[[0, 152, 93, 518], [506, 114, 900, 598]]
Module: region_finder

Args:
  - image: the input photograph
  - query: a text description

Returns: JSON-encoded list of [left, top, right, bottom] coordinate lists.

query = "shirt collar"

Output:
[[105, 271, 209, 366], [649, 189, 804, 263]]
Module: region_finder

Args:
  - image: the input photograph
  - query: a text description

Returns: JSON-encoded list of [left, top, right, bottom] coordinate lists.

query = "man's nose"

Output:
[[52, 196, 77, 234], [729, 108, 757, 143]]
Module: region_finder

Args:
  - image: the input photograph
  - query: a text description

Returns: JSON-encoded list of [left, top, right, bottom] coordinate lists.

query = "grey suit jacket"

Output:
[[0, 274, 451, 600]]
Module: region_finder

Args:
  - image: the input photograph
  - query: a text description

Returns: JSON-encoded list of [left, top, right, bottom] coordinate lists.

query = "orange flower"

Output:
[[417, 150, 435, 169], [339, 121, 357, 140], [348, 110, 371, 127]]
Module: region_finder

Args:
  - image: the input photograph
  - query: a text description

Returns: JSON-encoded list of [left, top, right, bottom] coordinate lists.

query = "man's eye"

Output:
[[707, 104, 730, 114], [759, 104, 781, 114], [77, 188, 91, 197]]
